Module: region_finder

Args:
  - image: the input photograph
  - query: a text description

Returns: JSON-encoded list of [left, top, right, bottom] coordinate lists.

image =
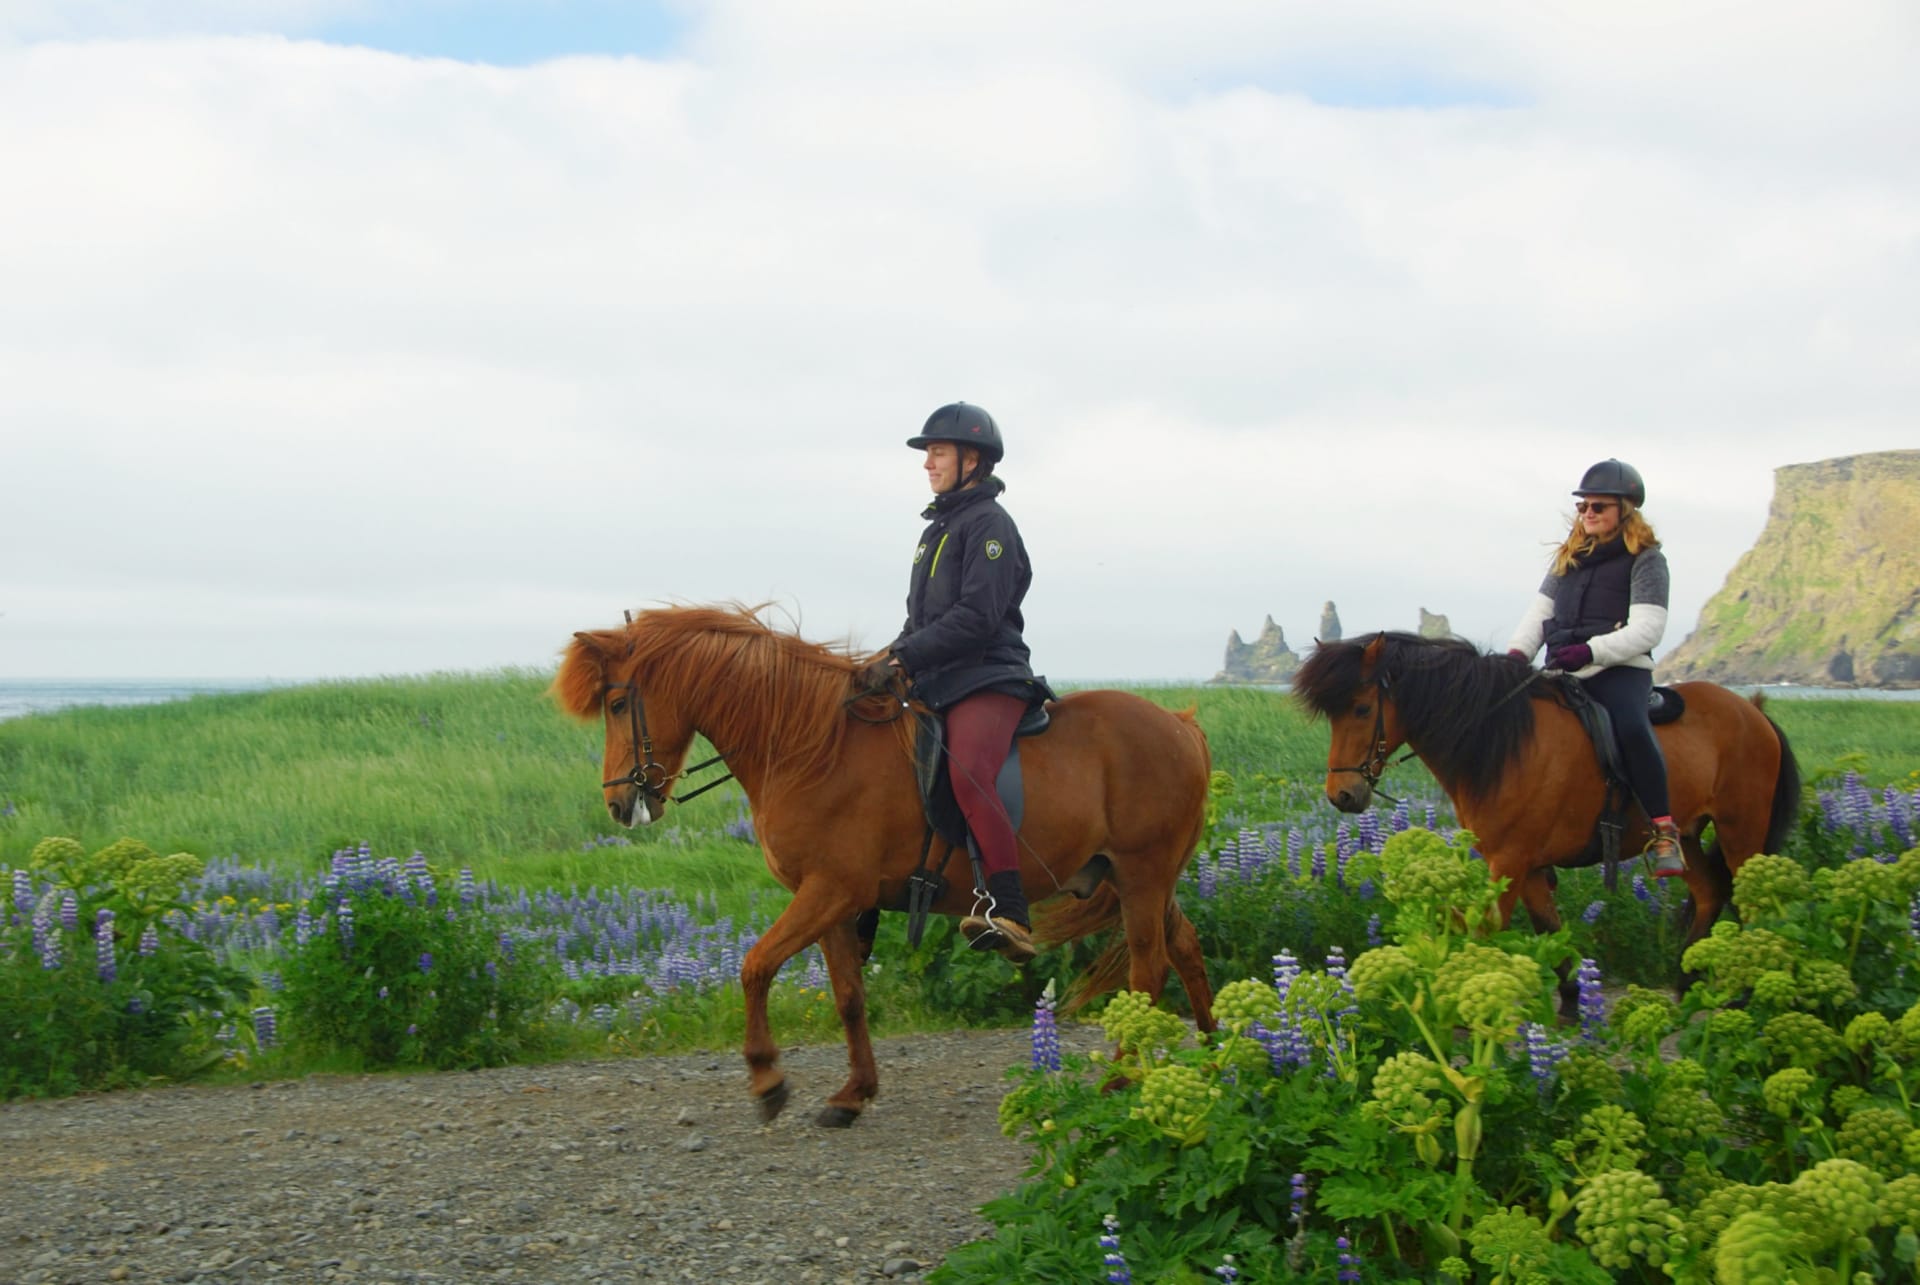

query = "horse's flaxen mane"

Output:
[[1293, 632, 1546, 798], [553, 603, 890, 786]]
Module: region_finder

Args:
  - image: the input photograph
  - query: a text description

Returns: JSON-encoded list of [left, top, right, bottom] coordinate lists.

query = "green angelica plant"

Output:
[[280, 852, 556, 1070], [947, 826, 1920, 1282], [2, 836, 250, 1099]]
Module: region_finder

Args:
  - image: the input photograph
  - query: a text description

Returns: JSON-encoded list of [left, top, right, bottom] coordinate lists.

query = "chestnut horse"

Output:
[[551, 605, 1216, 1126], [1294, 633, 1800, 977]]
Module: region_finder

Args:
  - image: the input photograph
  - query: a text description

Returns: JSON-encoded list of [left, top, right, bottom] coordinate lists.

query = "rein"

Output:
[[599, 678, 736, 806]]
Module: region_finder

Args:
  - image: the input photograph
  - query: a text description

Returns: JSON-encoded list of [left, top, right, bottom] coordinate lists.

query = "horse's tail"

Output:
[[1759, 704, 1802, 856], [1034, 884, 1127, 1013]]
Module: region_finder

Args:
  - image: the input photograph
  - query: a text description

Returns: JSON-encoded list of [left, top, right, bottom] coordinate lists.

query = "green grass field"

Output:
[[2, 672, 1914, 904]]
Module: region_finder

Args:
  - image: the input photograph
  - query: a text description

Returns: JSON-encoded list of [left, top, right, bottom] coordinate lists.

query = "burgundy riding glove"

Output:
[[1545, 643, 1593, 672]]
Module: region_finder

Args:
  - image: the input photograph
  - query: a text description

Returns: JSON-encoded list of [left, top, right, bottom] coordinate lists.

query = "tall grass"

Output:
[[2, 672, 1913, 889]]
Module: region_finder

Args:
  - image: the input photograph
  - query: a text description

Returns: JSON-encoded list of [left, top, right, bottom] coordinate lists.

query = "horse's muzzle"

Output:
[[607, 788, 654, 829], [1327, 782, 1371, 814]]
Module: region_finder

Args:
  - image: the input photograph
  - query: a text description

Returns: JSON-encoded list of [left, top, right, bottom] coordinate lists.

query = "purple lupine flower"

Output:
[[38, 909, 62, 970], [1215, 1254, 1239, 1283], [1910, 892, 1920, 947], [1582, 900, 1606, 925], [1337, 1235, 1361, 1281], [1030, 986, 1061, 1072], [378, 985, 390, 999], [1576, 958, 1606, 1040], [1099, 1214, 1132, 1284], [60, 890, 78, 932], [336, 898, 355, 948], [418, 951, 433, 973], [457, 868, 478, 905], [1195, 858, 1217, 900], [1631, 873, 1652, 905], [252, 1006, 278, 1049], [1523, 1021, 1569, 1090], [1291, 1172, 1308, 1225], [1311, 841, 1327, 882], [1287, 829, 1303, 879], [406, 1023, 418, 1037], [11, 869, 32, 917], [1366, 913, 1382, 947], [95, 908, 116, 982], [138, 923, 159, 955]]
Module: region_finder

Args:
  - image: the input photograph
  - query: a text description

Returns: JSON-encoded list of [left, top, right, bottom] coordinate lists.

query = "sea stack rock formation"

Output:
[[1418, 608, 1453, 640], [1663, 450, 1920, 688], [1319, 601, 1342, 642], [1213, 616, 1300, 683]]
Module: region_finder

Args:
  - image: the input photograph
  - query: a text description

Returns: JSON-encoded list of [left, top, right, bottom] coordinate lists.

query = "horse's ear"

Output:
[[1361, 633, 1387, 670]]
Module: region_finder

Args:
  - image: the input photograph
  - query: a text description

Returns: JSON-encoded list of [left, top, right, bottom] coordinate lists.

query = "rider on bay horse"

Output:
[[1507, 459, 1686, 878], [860, 401, 1055, 963]]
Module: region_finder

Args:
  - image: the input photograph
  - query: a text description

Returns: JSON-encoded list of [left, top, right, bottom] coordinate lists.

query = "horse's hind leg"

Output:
[[1114, 876, 1174, 1004], [739, 880, 857, 1124], [1165, 904, 1217, 1033], [814, 917, 878, 1129]]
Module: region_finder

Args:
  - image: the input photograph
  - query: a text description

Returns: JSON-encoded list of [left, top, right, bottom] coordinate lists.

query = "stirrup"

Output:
[[1646, 828, 1687, 879], [959, 914, 1037, 964]]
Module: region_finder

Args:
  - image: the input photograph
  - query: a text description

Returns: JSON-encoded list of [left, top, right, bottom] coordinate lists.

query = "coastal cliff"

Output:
[[1663, 450, 1920, 688]]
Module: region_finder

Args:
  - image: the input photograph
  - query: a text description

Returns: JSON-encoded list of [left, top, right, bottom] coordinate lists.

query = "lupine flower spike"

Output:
[[1099, 1213, 1132, 1284], [1337, 1234, 1362, 1282], [1031, 980, 1061, 1072]]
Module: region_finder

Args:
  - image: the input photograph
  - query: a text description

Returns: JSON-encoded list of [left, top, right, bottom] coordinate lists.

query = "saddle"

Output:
[[888, 699, 1051, 948], [1554, 675, 1685, 888]]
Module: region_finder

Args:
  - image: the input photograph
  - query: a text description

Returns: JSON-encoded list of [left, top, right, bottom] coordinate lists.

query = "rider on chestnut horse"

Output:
[[1506, 459, 1685, 877], [859, 401, 1055, 963]]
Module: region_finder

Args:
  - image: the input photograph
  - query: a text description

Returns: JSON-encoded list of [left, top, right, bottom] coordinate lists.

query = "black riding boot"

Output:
[[960, 870, 1036, 963]]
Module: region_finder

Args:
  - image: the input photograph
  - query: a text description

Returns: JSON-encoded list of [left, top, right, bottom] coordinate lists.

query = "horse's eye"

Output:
[[608, 698, 627, 716], [1353, 704, 1371, 717]]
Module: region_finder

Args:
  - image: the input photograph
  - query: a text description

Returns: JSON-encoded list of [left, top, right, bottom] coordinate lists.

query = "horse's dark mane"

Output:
[[1293, 632, 1546, 799]]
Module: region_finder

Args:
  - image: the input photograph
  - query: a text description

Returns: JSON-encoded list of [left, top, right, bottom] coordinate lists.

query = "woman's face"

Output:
[[923, 442, 978, 493], [1576, 495, 1624, 541]]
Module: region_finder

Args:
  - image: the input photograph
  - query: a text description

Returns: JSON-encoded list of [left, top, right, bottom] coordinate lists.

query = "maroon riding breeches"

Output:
[[944, 690, 1027, 878]]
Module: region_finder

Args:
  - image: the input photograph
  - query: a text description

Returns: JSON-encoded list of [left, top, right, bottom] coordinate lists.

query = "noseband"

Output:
[[599, 679, 735, 807]]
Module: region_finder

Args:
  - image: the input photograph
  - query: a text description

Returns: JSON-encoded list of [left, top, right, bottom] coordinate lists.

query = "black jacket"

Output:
[[889, 478, 1048, 711], [1543, 537, 1636, 652]]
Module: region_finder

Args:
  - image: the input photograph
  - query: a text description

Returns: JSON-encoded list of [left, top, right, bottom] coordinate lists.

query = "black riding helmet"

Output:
[[906, 401, 1004, 465], [1573, 459, 1646, 508]]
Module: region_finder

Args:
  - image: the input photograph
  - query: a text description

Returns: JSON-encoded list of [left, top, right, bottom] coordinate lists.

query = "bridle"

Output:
[[1329, 669, 1414, 805], [599, 677, 735, 808]]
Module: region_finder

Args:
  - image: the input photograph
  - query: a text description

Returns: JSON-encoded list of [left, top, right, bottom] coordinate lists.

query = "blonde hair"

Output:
[[1551, 502, 1658, 575]]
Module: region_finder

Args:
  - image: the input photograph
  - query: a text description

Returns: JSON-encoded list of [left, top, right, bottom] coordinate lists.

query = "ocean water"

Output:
[[0, 679, 287, 723], [1, 677, 1913, 725]]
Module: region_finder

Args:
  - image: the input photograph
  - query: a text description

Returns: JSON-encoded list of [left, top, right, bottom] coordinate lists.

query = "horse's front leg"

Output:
[[813, 917, 878, 1128], [1516, 867, 1582, 1023], [740, 879, 858, 1124]]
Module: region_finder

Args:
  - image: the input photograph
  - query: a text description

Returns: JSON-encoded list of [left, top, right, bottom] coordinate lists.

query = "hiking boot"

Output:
[[1647, 819, 1686, 878], [960, 914, 1038, 964]]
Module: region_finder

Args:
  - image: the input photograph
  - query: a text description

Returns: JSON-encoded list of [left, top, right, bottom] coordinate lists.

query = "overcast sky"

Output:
[[2, 1, 1915, 681]]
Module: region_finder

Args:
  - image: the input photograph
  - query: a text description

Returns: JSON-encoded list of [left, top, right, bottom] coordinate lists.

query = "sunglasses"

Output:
[[1574, 500, 1616, 515]]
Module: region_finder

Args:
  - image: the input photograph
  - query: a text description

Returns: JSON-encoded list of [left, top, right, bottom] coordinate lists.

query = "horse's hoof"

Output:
[[756, 1080, 791, 1123], [814, 1105, 861, 1129]]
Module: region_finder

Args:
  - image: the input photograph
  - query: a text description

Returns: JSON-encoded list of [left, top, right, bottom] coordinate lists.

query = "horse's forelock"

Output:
[[1292, 639, 1368, 718], [550, 630, 622, 720]]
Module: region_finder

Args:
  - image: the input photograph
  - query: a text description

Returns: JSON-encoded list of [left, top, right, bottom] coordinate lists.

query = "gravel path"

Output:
[[2, 1025, 1102, 1285]]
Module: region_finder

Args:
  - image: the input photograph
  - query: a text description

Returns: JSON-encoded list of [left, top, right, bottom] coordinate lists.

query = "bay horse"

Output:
[[551, 604, 1217, 1126], [1293, 633, 1800, 984]]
